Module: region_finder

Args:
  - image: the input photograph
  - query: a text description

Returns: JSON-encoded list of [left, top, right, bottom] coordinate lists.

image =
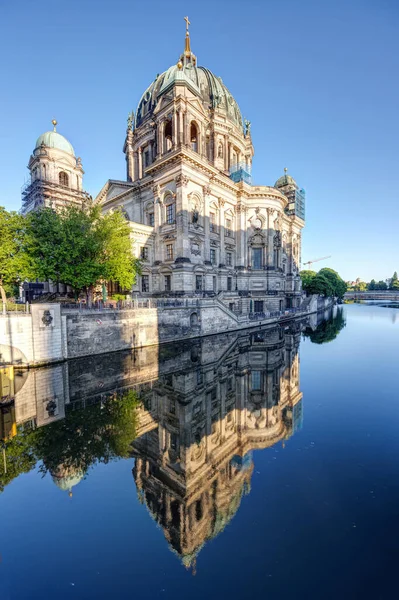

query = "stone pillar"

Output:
[[267, 208, 274, 266], [224, 136, 228, 170], [173, 111, 178, 148], [186, 114, 191, 148], [179, 110, 184, 144], [134, 152, 139, 182], [219, 198, 225, 265], [203, 186, 211, 262], [175, 175, 190, 263], [138, 147, 143, 179], [153, 185, 161, 270], [235, 203, 246, 268]]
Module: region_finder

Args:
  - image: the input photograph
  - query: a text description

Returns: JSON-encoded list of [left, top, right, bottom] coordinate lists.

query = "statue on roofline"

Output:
[[244, 119, 251, 136], [127, 111, 135, 131]]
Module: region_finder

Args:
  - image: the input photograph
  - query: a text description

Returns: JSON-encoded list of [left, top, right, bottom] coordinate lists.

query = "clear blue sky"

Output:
[[1, 0, 398, 282]]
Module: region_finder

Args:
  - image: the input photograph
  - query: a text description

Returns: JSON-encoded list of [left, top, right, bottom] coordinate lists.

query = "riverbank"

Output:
[[0, 295, 333, 367]]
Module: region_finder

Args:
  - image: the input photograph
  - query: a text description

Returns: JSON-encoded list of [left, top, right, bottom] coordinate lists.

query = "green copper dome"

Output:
[[35, 131, 75, 156], [136, 64, 244, 131]]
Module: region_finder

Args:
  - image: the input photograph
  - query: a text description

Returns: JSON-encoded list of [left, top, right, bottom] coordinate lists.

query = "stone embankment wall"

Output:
[[0, 296, 333, 367]]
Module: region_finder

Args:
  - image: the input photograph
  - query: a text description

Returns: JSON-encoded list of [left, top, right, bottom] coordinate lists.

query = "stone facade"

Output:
[[0, 297, 333, 366], [95, 29, 305, 313], [21, 121, 90, 215], [21, 25, 306, 315]]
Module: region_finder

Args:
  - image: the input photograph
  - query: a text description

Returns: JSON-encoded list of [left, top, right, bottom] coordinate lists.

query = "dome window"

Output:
[[190, 122, 198, 153], [59, 171, 69, 187]]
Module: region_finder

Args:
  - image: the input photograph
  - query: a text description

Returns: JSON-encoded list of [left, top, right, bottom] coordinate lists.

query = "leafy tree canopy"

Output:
[[25, 205, 140, 298], [300, 267, 347, 298], [299, 270, 316, 292], [318, 268, 347, 299], [0, 207, 33, 300]]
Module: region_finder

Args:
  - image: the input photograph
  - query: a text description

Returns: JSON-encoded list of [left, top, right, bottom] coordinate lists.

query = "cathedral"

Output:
[[21, 19, 306, 314]]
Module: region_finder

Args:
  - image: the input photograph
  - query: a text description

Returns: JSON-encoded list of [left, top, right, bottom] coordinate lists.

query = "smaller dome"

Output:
[[274, 172, 296, 189], [35, 131, 75, 156], [51, 466, 84, 492]]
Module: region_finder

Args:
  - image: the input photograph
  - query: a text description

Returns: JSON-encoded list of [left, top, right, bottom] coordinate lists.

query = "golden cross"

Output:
[[184, 16, 190, 32]]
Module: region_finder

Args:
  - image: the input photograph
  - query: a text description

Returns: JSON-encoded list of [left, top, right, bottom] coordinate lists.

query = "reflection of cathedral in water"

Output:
[[1, 319, 307, 565], [131, 323, 302, 569]]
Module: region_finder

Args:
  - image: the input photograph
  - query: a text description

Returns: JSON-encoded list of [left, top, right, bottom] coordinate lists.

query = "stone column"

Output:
[[173, 111, 178, 148], [219, 198, 225, 266], [153, 185, 161, 269], [134, 151, 139, 182], [182, 111, 187, 146], [179, 110, 184, 144], [267, 208, 274, 266], [235, 203, 247, 268], [138, 147, 143, 179], [175, 175, 190, 262], [203, 186, 211, 262], [126, 131, 135, 182], [186, 113, 191, 148]]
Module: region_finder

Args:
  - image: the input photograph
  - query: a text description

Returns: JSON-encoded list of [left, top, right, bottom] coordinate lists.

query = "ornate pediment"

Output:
[[249, 232, 266, 246]]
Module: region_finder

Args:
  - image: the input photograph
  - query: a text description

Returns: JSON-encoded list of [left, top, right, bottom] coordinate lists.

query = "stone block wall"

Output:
[[1, 296, 333, 367]]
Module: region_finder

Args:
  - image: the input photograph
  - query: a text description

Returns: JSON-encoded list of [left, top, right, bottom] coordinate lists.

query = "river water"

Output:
[[0, 302, 398, 599]]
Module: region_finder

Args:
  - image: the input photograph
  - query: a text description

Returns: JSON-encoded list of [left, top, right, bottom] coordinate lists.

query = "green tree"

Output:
[[306, 273, 334, 296], [0, 207, 32, 303], [318, 268, 347, 299], [368, 279, 376, 290], [354, 280, 367, 292], [391, 272, 399, 290], [376, 280, 388, 290], [299, 270, 317, 292], [25, 205, 140, 302]]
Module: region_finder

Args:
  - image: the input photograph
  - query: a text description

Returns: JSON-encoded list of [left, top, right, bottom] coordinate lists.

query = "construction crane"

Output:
[[302, 255, 331, 270]]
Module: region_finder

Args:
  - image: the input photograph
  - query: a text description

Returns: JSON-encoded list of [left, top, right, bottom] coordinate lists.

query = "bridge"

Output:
[[344, 291, 399, 301]]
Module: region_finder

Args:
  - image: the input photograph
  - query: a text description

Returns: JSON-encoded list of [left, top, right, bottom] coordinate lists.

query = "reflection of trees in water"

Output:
[[36, 390, 139, 478], [303, 308, 346, 345], [0, 422, 37, 493], [0, 390, 140, 493]]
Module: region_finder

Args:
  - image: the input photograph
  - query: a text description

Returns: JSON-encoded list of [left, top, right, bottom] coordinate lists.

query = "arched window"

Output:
[[217, 142, 223, 158], [164, 120, 172, 152], [190, 122, 198, 152], [59, 171, 69, 186]]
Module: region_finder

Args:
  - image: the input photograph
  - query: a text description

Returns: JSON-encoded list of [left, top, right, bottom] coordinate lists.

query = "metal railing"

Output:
[[60, 298, 209, 311], [249, 307, 304, 321], [0, 302, 30, 315]]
